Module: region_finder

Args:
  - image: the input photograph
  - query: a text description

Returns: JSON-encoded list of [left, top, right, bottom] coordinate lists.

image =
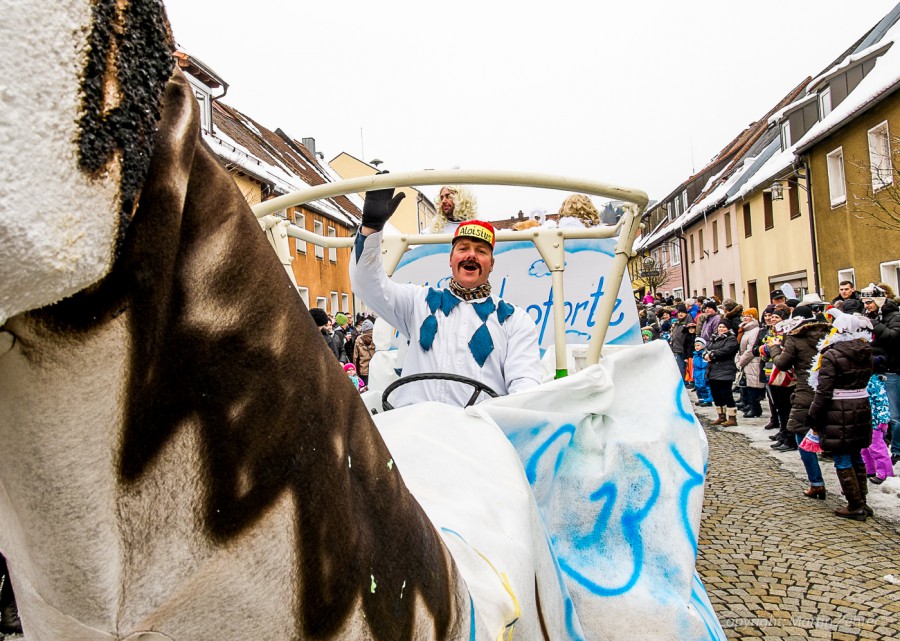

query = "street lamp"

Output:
[[770, 181, 784, 200]]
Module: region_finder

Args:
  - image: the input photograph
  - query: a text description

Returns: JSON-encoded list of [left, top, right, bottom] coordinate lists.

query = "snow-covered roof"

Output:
[[639, 5, 900, 246], [732, 18, 900, 200], [207, 100, 361, 227]]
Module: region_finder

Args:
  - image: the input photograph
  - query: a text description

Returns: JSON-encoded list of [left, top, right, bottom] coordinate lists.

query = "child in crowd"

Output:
[[692, 338, 713, 406], [862, 360, 894, 484], [344, 363, 367, 393], [642, 328, 654, 343]]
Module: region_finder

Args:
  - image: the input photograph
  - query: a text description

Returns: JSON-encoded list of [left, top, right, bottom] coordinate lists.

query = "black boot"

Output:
[[743, 391, 763, 418], [854, 464, 874, 517], [0, 555, 23, 635], [834, 468, 867, 521]]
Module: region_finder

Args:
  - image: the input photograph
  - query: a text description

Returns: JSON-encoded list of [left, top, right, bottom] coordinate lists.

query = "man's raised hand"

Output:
[[362, 171, 406, 232]]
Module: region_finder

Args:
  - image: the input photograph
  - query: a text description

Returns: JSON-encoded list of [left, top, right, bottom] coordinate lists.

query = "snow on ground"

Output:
[[691, 396, 900, 532]]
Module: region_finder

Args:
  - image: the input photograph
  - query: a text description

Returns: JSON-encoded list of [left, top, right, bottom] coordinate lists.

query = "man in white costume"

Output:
[[351, 183, 541, 408]]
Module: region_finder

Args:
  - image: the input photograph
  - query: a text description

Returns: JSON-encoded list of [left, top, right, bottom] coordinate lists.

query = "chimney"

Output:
[[301, 137, 316, 157]]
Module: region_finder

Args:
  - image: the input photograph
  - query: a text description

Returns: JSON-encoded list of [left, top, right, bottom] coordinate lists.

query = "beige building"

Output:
[[329, 153, 437, 234], [734, 179, 815, 309]]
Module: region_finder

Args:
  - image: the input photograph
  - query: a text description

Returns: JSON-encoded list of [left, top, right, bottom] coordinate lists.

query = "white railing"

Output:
[[251, 170, 647, 373]]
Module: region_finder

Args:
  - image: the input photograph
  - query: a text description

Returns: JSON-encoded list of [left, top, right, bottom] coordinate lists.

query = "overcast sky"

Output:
[[163, 0, 899, 219]]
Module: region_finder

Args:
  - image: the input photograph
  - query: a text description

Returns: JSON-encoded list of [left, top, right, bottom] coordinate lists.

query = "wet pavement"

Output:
[[695, 401, 900, 640]]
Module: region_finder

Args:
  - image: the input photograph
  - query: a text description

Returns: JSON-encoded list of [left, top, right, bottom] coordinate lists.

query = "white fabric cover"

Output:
[[376, 340, 726, 640]]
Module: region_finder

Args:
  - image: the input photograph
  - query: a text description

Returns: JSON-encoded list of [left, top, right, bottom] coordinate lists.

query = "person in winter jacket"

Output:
[[699, 301, 722, 342], [735, 308, 764, 417], [353, 318, 377, 386], [310, 307, 343, 361], [692, 338, 713, 406], [768, 306, 831, 499], [706, 321, 740, 426], [669, 305, 694, 381], [862, 364, 894, 484], [871, 297, 900, 463], [343, 362, 367, 393], [721, 299, 744, 332], [757, 306, 796, 449], [806, 309, 875, 521]]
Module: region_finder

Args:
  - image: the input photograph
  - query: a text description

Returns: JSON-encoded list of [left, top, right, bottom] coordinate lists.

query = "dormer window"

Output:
[[819, 86, 832, 118], [780, 120, 792, 150], [188, 80, 214, 134], [174, 51, 228, 136]]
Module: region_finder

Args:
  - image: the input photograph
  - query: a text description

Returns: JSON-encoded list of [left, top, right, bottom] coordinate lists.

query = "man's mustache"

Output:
[[459, 260, 481, 272]]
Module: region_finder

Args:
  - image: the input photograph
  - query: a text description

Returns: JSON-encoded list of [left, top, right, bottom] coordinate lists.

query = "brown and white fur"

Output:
[[0, 2, 477, 638]]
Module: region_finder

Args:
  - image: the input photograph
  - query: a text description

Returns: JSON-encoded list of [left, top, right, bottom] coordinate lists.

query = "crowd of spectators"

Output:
[[309, 309, 378, 391], [638, 282, 900, 521]]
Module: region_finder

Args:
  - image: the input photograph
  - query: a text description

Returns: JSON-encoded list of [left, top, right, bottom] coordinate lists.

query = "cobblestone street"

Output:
[[697, 408, 900, 640]]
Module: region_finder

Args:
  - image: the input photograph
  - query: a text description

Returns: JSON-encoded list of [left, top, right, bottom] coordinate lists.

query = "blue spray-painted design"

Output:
[[670, 443, 704, 554], [674, 383, 696, 425], [691, 578, 728, 640], [558, 453, 661, 597], [545, 530, 586, 641], [469, 595, 476, 641], [524, 424, 576, 485]]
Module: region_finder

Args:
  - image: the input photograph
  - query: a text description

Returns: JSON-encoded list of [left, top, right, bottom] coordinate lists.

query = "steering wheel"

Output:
[[381, 372, 499, 411]]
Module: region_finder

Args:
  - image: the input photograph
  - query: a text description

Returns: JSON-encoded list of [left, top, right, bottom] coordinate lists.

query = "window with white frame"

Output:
[[314, 220, 324, 259], [880, 259, 900, 295], [673, 288, 684, 300], [868, 121, 893, 191], [826, 147, 846, 206], [294, 212, 307, 254], [186, 76, 214, 134], [315, 297, 327, 311], [681, 191, 688, 212], [297, 287, 310, 307], [819, 86, 832, 118], [330, 292, 339, 314], [670, 240, 680, 265], [780, 120, 791, 150], [327, 226, 337, 262], [837, 268, 855, 289], [340, 293, 349, 315]]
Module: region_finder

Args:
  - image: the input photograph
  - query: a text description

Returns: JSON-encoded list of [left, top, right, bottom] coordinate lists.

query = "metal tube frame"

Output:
[[251, 170, 647, 371]]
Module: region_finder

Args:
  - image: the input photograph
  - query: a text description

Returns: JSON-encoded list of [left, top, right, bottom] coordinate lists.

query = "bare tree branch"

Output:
[[847, 134, 900, 232]]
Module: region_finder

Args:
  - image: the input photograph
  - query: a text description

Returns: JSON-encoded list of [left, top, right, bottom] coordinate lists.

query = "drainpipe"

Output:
[[679, 233, 690, 296], [797, 159, 821, 295]]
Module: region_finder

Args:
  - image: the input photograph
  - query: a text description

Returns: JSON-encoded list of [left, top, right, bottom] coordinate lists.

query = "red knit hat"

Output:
[[453, 220, 495, 248]]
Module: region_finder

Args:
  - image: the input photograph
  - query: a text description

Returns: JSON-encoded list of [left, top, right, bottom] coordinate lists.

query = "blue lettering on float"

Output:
[[526, 277, 625, 345]]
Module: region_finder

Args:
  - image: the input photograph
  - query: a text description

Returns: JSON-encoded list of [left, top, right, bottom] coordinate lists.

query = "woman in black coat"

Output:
[[768, 309, 831, 499], [806, 310, 874, 521], [706, 321, 740, 426]]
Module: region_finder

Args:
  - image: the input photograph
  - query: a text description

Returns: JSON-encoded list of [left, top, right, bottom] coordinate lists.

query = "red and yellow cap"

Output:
[[452, 220, 495, 248]]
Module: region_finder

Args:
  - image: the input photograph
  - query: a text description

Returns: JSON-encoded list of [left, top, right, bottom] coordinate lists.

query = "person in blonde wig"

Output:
[[555, 194, 601, 229], [428, 185, 478, 233]]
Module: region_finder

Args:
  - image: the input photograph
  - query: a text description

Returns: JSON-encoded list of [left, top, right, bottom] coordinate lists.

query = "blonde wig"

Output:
[[557, 194, 600, 227], [429, 185, 478, 233]]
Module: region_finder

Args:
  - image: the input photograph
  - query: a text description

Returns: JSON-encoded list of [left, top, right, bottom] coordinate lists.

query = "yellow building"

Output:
[[329, 153, 437, 234], [800, 90, 900, 298]]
